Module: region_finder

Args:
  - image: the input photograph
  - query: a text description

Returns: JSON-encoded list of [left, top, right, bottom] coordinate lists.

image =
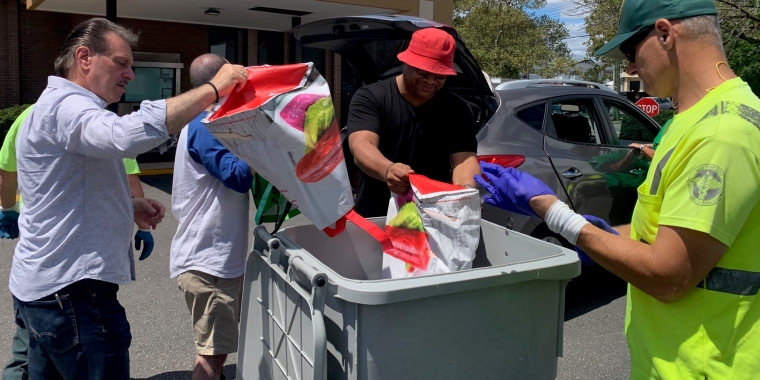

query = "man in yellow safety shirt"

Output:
[[475, 0, 760, 378]]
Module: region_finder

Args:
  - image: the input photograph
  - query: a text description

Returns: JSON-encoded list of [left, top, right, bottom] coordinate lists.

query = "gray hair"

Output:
[[54, 18, 138, 78], [189, 54, 228, 88], [678, 15, 724, 48]]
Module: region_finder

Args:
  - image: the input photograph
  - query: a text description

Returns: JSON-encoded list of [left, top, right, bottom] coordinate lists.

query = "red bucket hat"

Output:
[[397, 28, 457, 76]]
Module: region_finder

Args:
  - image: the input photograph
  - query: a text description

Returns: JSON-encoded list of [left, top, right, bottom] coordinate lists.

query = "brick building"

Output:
[[0, 0, 454, 124]]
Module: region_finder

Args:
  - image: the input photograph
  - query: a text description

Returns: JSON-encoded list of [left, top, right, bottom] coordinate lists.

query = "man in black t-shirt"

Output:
[[347, 28, 481, 217]]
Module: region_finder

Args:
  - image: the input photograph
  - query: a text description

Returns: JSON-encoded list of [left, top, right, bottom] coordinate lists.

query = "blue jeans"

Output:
[[13, 279, 132, 380]]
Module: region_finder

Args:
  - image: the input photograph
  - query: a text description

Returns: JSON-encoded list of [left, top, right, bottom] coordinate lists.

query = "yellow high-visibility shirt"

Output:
[[627, 78, 760, 379]]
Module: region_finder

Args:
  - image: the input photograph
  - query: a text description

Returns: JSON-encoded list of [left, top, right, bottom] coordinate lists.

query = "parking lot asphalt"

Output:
[[0, 174, 629, 379]]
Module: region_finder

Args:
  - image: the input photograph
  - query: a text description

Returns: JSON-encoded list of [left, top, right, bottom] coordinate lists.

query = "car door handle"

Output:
[[562, 168, 583, 180]]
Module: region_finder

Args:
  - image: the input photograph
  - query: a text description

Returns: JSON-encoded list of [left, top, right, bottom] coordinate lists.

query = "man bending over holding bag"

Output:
[[347, 28, 481, 217]]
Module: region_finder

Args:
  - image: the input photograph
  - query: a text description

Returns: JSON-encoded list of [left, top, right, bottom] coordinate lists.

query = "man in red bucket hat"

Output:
[[347, 28, 481, 217]]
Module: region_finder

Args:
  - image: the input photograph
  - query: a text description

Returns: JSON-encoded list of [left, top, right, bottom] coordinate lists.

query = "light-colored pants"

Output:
[[177, 271, 243, 356]]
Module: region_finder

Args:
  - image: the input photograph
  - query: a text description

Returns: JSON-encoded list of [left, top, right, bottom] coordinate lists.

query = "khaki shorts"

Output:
[[177, 270, 243, 356]]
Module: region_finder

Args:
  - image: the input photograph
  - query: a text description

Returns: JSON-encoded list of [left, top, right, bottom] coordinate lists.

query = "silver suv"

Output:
[[477, 86, 660, 264], [496, 79, 616, 93]]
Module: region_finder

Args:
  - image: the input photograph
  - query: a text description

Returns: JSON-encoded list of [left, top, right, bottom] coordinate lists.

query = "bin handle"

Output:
[[253, 225, 287, 270], [253, 225, 328, 380], [285, 256, 328, 380], [254, 224, 276, 244], [289, 255, 328, 289]]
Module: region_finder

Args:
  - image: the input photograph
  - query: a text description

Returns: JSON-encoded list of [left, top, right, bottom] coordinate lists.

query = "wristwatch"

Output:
[[636, 144, 645, 153]]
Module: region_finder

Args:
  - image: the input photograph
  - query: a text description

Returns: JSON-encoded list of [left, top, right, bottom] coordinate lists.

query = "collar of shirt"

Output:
[[46, 76, 108, 109]]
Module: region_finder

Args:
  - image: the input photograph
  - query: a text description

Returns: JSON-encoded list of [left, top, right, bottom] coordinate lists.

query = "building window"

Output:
[[340, 55, 363, 128], [302, 47, 326, 76], [209, 26, 240, 64], [125, 67, 175, 102], [630, 80, 641, 92], [258, 31, 284, 65]]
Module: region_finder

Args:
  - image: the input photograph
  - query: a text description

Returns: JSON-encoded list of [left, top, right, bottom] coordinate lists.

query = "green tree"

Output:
[[454, 0, 575, 78], [728, 40, 760, 94], [570, 0, 622, 60], [0, 104, 32, 141], [573, 0, 760, 54], [715, 0, 760, 47], [572, 0, 760, 95], [583, 63, 612, 82], [718, 1, 760, 94]]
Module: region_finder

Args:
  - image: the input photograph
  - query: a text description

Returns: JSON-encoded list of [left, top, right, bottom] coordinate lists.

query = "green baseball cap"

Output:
[[595, 0, 718, 59]]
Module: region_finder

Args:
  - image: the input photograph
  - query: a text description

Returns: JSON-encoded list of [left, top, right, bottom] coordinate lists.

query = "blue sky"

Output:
[[533, 0, 590, 60]]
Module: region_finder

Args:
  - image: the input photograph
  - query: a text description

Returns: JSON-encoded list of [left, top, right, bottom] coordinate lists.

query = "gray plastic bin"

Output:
[[238, 218, 580, 380]]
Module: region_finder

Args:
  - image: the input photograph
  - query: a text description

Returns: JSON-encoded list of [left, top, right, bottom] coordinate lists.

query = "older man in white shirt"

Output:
[[11, 17, 247, 379]]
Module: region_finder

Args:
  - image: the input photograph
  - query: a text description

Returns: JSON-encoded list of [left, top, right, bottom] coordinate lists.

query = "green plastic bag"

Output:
[[251, 174, 300, 224]]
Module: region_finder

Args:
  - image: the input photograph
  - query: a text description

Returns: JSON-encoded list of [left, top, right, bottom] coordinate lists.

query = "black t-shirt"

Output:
[[347, 78, 478, 217]]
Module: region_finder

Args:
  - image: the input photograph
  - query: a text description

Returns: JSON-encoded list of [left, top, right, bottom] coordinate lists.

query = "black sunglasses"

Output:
[[415, 68, 447, 81], [620, 26, 655, 63]]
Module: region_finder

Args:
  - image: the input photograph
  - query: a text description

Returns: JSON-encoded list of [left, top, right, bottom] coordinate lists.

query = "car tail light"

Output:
[[477, 155, 525, 168]]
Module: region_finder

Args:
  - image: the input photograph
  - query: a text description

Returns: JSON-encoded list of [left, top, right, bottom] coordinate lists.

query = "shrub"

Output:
[[620, 113, 655, 141], [652, 110, 675, 127], [0, 104, 33, 142], [620, 109, 674, 141]]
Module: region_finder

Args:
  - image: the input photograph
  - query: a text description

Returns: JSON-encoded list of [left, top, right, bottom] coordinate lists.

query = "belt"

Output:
[[639, 239, 759, 296], [697, 267, 760, 296], [37, 279, 120, 302]]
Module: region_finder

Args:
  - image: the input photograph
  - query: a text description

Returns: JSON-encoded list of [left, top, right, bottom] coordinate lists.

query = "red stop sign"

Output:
[[636, 97, 660, 117]]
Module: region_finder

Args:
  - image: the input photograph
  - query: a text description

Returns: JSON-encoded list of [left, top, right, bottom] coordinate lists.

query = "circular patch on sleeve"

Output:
[[688, 164, 724, 206]]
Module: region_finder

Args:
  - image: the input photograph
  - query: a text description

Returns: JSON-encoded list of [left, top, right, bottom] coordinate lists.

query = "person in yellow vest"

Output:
[[0, 105, 154, 379], [475, 0, 760, 378]]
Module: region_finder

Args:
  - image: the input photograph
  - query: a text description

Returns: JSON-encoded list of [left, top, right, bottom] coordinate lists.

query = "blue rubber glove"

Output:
[[0, 211, 20, 240], [575, 215, 618, 260], [474, 162, 555, 219], [134, 229, 154, 261], [582, 215, 619, 236]]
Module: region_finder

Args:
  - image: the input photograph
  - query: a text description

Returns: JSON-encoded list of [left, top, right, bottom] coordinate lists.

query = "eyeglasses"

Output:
[[415, 68, 447, 81], [620, 26, 654, 63]]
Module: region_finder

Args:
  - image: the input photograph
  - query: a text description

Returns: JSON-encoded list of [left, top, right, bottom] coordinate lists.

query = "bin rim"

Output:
[[253, 219, 581, 305]]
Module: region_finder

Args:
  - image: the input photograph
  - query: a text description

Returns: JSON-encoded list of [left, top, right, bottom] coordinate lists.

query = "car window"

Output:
[[547, 99, 601, 144], [515, 103, 546, 131], [604, 101, 657, 143]]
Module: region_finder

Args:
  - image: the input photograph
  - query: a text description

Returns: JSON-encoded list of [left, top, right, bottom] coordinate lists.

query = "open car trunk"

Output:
[[291, 15, 498, 130]]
